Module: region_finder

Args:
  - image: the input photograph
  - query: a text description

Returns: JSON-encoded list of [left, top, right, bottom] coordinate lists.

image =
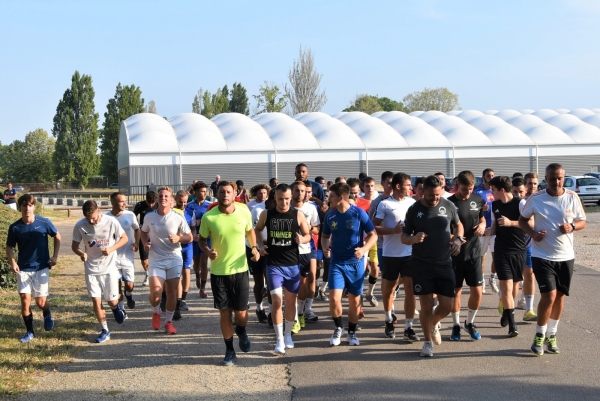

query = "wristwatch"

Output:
[[455, 236, 465, 243], [570, 222, 576, 232], [252, 245, 260, 252]]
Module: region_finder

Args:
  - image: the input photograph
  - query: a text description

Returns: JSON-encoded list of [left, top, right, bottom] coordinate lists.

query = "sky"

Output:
[[1, 0, 599, 144]]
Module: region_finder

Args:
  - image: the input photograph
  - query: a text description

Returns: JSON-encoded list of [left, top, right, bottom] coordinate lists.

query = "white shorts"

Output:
[[18, 268, 50, 297], [6, 203, 17, 210], [148, 258, 182, 281], [116, 258, 135, 283], [86, 272, 119, 301], [479, 235, 496, 255]]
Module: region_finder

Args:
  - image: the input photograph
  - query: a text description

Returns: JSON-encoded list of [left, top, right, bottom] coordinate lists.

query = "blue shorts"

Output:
[[182, 246, 193, 269], [329, 260, 365, 296], [314, 249, 323, 261], [310, 249, 318, 260], [193, 237, 211, 257], [525, 246, 532, 268], [266, 265, 301, 294], [377, 247, 383, 265]]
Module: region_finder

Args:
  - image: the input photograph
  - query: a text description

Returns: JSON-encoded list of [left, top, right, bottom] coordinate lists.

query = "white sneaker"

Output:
[[420, 341, 434, 357], [304, 310, 319, 322], [274, 340, 285, 355], [432, 326, 442, 345], [489, 275, 499, 293], [284, 333, 294, 349], [142, 275, 149, 287], [516, 297, 526, 310], [330, 327, 344, 346], [347, 332, 360, 346]]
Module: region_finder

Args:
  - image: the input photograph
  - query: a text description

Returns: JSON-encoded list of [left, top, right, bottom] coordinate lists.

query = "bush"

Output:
[[0, 206, 20, 288]]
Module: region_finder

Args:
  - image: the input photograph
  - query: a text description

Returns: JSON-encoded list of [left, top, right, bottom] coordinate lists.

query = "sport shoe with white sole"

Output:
[[365, 295, 378, 307], [432, 326, 442, 345], [330, 327, 344, 346], [403, 328, 420, 342], [420, 341, 434, 357], [347, 332, 360, 346], [544, 335, 560, 354], [489, 275, 499, 293], [274, 340, 285, 355], [531, 333, 544, 356], [384, 321, 395, 339], [304, 310, 319, 322], [284, 333, 294, 349]]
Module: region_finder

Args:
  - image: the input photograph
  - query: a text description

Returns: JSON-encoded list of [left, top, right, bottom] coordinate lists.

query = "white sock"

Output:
[[525, 295, 535, 311], [467, 309, 478, 324], [268, 302, 272, 314], [536, 324, 547, 337], [101, 321, 108, 331], [154, 305, 162, 314], [319, 281, 327, 291], [433, 297, 439, 307], [285, 320, 294, 335], [432, 305, 438, 316], [405, 318, 413, 329], [274, 323, 283, 340], [297, 299, 306, 315], [368, 283, 375, 297], [165, 310, 174, 323], [118, 301, 125, 310], [384, 310, 392, 323], [125, 291, 132, 296], [452, 312, 460, 326], [391, 305, 395, 314], [256, 303, 263, 311], [547, 319, 559, 336], [305, 298, 313, 313]]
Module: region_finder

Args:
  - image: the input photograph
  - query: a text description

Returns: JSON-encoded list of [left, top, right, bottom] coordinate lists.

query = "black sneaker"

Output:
[[267, 312, 273, 327], [255, 309, 268, 323], [173, 309, 182, 321], [384, 321, 395, 338], [391, 313, 398, 324], [544, 335, 560, 354], [508, 326, 519, 338], [125, 294, 136, 309], [403, 328, 420, 342], [450, 324, 461, 341], [180, 300, 189, 311]]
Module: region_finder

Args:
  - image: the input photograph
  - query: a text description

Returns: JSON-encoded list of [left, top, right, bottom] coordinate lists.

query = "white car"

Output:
[[565, 176, 600, 205]]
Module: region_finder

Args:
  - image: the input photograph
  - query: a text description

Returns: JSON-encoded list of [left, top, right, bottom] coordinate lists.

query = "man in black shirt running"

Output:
[[132, 191, 157, 286]]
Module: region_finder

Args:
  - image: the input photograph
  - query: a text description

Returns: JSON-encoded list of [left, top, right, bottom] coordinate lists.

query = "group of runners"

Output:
[[5, 162, 585, 363]]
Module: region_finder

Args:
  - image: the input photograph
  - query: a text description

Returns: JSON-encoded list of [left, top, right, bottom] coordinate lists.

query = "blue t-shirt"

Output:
[[6, 216, 58, 271], [323, 205, 375, 264], [474, 185, 494, 228], [181, 207, 194, 251], [186, 200, 211, 233]]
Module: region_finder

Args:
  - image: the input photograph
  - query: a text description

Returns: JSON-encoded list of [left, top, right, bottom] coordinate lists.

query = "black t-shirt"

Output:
[[492, 197, 527, 254], [3, 189, 16, 204], [133, 201, 156, 226], [266, 208, 300, 267], [210, 181, 219, 195], [448, 193, 484, 261], [403, 198, 459, 264]]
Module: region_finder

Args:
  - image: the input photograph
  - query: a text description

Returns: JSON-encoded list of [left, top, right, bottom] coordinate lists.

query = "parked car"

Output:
[[13, 185, 25, 191], [584, 172, 600, 180], [539, 176, 600, 205], [109, 183, 119, 189]]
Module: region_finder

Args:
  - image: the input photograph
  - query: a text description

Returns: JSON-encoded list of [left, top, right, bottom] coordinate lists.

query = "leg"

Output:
[[193, 255, 201, 288], [200, 254, 209, 289], [148, 276, 166, 307], [431, 294, 453, 327], [181, 268, 190, 296], [347, 293, 361, 324], [419, 294, 434, 342], [92, 297, 107, 324], [329, 290, 343, 319], [403, 277, 416, 319], [500, 279, 515, 309], [165, 277, 179, 312], [452, 288, 462, 313], [549, 291, 566, 320], [219, 308, 234, 339]]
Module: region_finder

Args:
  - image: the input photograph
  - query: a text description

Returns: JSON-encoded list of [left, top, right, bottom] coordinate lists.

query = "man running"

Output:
[[72, 201, 128, 343], [519, 163, 586, 356], [107, 192, 140, 317], [401, 176, 464, 357], [474, 168, 498, 295], [519, 172, 540, 321], [174, 190, 194, 317], [322, 183, 377, 347], [6, 194, 61, 343], [447, 171, 486, 341], [133, 190, 157, 286], [255, 184, 311, 354], [294, 163, 325, 204], [186, 182, 211, 298], [199, 181, 259, 365]]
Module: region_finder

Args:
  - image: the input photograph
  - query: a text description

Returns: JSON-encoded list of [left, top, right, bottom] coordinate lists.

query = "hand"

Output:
[[450, 238, 462, 256], [251, 247, 260, 262], [168, 233, 180, 243], [497, 215, 512, 227], [532, 230, 547, 242], [473, 223, 485, 236], [80, 253, 88, 262], [354, 247, 366, 259], [48, 257, 58, 267], [558, 223, 573, 234], [260, 245, 269, 256], [483, 203, 489, 212], [144, 241, 152, 252], [208, 248, 218, 260], [414, 232, 427, 243], [395, 221, 404, 234], [295, 232, 303, 245], [131, 243, 138, 252], [324, 247, 331, 259], [484, 227, 492, 236], [11, 262, 19, 274], [100, 247, 112, 256]]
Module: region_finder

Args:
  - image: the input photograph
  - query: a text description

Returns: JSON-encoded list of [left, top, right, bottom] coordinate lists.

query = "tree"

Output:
[[344, 94, 405, 114], [229, 82, 249, 115], [201, 90, 214, 118], [402, 87, 460, 113], [100, 83, 145, 182], [253, 81, 287, 114], [52, 71, 100, 188], [285, 46, 327, 114], [2, 129, 56, 183], [145, 100, 157, 114], [192, 88, 203, 114], [376, 96, 405, 112], [212, 85, 229, 115]]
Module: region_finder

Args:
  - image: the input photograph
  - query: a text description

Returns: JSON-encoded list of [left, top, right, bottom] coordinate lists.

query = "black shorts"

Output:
[[532, 257, 574, 296], [139, 239, 149, 261], [298, 254, 311, 277], [453, 257, 483, 288], [211, 271, 250, 311], [411, 259, 456, 298], [494, 252, 525, 282], [381, 256, 413, 281], [246, 247, 266, 276]]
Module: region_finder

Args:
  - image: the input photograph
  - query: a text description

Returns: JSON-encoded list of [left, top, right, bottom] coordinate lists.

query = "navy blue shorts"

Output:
[[525, 246, 532, 268], [193, 237, 211, 257], [329, 260, 364, 296], [182, 245, 193, 269], [266, 265, 301, 294]]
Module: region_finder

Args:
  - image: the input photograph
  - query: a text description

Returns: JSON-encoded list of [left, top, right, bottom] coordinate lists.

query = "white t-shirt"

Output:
[[141, 210, 192, 263], [375, 196, 416, 257], [442, 191, 451, 199], [247, 200, 259, 211], [295, 202, 320, 255], [73, 214, 125, 275], [106, 211, 139, 263], [520, 189, 586, 261], [246, 201, 266, 248]]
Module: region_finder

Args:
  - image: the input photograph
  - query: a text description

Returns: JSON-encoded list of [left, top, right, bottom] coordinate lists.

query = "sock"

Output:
[[234, 324, 246, 337], [284, 320, 294, 335], [42, 309, 51, 318], [305, 298, 314, 313], [547, 319, 559, 336], [368, 276, 377, 296], [125, 291, 132, 297], [101, 320, 109, 332], [176, 298, 182, 311], [506, 308, 515, 327], [165, 310, 174, 323], [256, 303, 263, 311], [23, 314, 34, 333], [275, 323, 284, 340], [490, 273, 496, 279], [268, 302, 272, 314], [433, 297, 439, 307], [297, 299, 306, 316], [201, 280, 206, 290], [384, 310, 392, 323], [432, 305, 438, 316], [333, 316, 343, 329], [391, 305, 395, 314], [225, 336, 234, 351], [181, 291, 188, 301], [452, 312, 460, 326], [536, 324, 547, 337], [154, 305, 162, 314], [405, 318, 413, 329], [118, 301, 125, 310], [467, 309, 478, 325], [525, 295, 535, 311], [348, 322, 357, 333]]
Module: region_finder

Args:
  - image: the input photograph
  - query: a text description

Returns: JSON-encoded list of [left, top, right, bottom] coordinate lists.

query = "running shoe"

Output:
[[200, 289, 208, 299], [432, 326, 442, 345], [268, 313, 273, 327], [384, 321, 395, 339], [498, 300, 504, 316], [450, 325, 461, 341], [298, 315, 306, 328], [95, 329, 110, 343], [173, 309, 182, 321], [403, 328, 420, 342], [165, 321, 177, 335], [238, 329, 251, 352], [391, 313, 398, 324], [255, 309, 268, 323], [125, 294, 136, 309], [284, 333, 294, 349], [304, 310, 319, 322], [274, 340, 285, 355], [358, 307, 365, 320], [516, 297, 526, 310], [365, 295, 379, 307], [330, 327, 344, 346], [142, 275, 149, 287], [152, 312, 161, 330], [122, 310, 128, 321], [112, 307, 125, 324], [508, 326, 519, 338], [531, 333, 545, 356], [262, 287, 268, 298], [180, 300, 189, 311], [544, 335, 560, 354], [523, 310, 538, 322], [43, 311, 54, 331], [318, 288, 329, 302], [420, 341, 434, 357], [489, 275, 499, 293], [222, 349, 238, 366], [464, 321, 481, 340], [291, 320, 301, 335], [20, 331, 35, 343], [347, 332, 360, 346]]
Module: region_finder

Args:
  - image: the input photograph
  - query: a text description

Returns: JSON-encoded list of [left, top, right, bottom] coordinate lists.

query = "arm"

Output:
[[198, 235, 217, 260], [321, 234, 331, 259], [355, 229, 377, 259], [246, 227, 259, 261], [132, 228, 140, 251], [497, 215, 520, 228], [50, 232, 61, 266], [102, 232, 128, 256], [450, 220, 465, 256], [170, 231, 193, 244], [373, 217, 403, 236], [6, 245, 19, 273], [295, 211, 312, 245], [473, 216, 486, 237], [254, 210, 268, 255], [71, 240, 87, 262], [401, 231, 426, 245]]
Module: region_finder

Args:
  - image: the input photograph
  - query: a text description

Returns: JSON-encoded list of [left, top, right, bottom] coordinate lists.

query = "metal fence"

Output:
[[125, 184, 191, 202]]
